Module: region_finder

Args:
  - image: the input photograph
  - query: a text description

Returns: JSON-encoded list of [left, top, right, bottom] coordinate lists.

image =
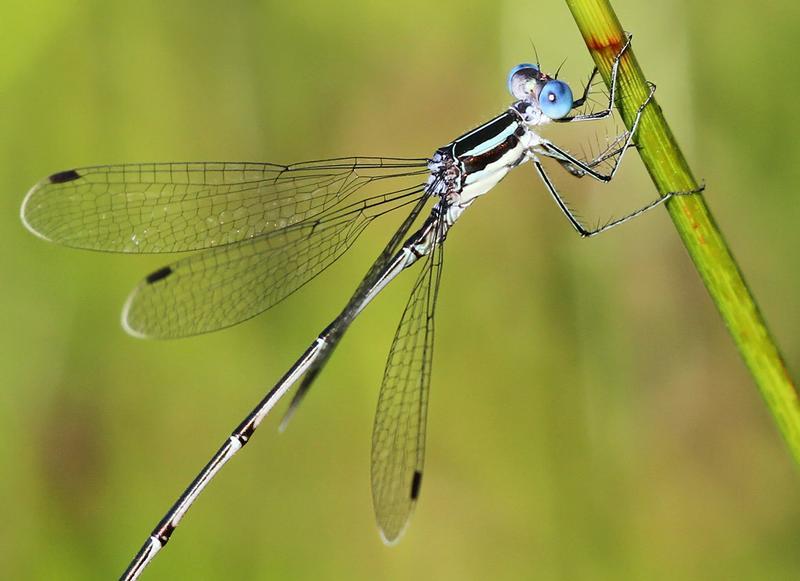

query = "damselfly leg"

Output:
[[536, 81, 656, 183], [555, 33, 633, 123], [529, 80, 696, 238], [569, 67, 599, 110], [533, 157, 701, 238], [545, 133, 627, 179]]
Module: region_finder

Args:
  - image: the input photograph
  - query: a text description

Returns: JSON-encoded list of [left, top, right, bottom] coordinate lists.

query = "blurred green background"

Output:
[[2, 1, 799, 579]]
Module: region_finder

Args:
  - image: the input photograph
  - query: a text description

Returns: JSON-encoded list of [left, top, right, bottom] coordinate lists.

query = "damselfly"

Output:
[[21, 35, 692, 580]]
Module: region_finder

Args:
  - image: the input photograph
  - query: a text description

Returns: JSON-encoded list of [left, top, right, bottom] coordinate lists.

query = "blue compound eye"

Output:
[[507, 63, 539, 100], [538, 80, 573, 119]]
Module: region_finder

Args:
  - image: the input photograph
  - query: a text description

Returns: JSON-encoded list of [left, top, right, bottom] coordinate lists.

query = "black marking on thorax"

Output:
[[450, 111, 526, 175]]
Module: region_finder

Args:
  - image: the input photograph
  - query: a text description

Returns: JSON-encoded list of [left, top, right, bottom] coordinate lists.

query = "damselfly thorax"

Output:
[[428, 101, 541, 206]]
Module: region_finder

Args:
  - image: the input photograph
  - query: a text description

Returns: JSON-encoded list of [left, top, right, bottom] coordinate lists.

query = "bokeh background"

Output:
[[2, 1, 799, 579]]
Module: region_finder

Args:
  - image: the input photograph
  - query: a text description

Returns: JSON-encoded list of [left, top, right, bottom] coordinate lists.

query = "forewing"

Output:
[[123, 186, 427, 338], [21, 158, 428, 253], [371, 215, 445, 543], [278, 191, 435, 431]]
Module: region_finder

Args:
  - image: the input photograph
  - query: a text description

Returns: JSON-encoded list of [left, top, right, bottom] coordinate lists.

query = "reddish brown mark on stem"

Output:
[[586, 33, 625, 53], [681, 204, 706, 245]]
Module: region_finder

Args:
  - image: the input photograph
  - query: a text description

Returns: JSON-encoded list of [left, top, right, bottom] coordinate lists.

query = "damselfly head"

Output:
[[507, 64, 574, 121], [537, 79, 573, 120], [507, 63, 541, 100]]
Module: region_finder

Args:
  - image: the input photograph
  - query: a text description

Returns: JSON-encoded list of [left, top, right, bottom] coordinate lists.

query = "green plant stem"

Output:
[[564, 0, 800, 464]]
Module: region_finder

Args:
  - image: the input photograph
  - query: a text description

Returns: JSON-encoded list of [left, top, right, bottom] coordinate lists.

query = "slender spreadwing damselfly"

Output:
[[20, 34, 696, 579]]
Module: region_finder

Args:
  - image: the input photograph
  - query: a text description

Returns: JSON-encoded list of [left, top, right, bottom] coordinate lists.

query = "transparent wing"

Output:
[[21, 158, 429, 253], [371, 213, 445, 544], [279, 192, 436, 431], [123, 185, 427, 338]]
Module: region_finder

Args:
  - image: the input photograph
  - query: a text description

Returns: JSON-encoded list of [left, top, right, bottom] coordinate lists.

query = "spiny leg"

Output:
[[534, 81, 656, 182], [556, 32, 633, 123], [531, 158, 702, 238], [570, 67, 599, 109], [547, 137, 625, 179]]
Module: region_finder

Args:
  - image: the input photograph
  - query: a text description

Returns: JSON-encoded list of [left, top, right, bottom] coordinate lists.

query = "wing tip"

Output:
[[20, 180, 54, 243], [120, 287, 150, 339], [21, 169, 83, 242], [121, 265, 179, 339], [378, 527, 404, 547], [277, 407, 295, 434], [378, 512, 415, 546], [377, 481, 421, 547]]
